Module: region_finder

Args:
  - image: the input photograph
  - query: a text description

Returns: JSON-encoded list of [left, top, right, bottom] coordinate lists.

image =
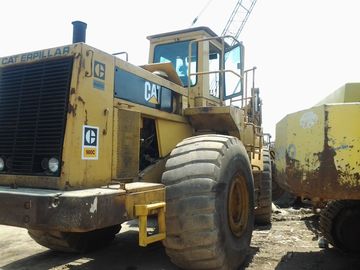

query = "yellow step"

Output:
[[135, 202, 166, 247]]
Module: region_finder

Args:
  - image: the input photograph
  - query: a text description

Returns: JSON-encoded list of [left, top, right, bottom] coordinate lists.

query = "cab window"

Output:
[[154, 40, 197, 87], [224, 44, 244, 100], [209, 43, 221, 98]]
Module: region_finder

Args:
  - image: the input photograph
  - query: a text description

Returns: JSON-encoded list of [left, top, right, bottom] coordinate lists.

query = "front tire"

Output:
[[28, 225, 121, 253], [162, 135, 254, 269]]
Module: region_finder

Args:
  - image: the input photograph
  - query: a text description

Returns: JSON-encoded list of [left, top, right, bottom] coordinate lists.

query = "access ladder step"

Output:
[[135, 202, 166, 247]]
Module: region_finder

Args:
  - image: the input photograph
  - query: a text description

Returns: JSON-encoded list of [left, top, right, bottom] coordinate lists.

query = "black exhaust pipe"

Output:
[[72, 21, 87, 43]]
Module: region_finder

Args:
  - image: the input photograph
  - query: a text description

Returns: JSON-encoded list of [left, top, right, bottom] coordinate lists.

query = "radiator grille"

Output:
[[0, 57, 73, 175]]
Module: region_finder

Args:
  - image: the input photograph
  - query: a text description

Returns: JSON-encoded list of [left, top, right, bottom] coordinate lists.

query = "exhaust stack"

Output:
[[72, 21, 87, 43]]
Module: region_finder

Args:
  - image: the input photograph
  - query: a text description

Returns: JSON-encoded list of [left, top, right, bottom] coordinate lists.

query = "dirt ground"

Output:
[[1, 205, 359, 270]]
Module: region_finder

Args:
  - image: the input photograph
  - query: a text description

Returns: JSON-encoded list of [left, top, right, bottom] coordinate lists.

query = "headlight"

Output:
[[48, 158, 59, 173], [0, 157, 4, 171]]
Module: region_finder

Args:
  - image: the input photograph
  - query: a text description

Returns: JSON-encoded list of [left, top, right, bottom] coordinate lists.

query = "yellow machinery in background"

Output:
[[275, 83, 360, 252], [0, 21, 270, 269]]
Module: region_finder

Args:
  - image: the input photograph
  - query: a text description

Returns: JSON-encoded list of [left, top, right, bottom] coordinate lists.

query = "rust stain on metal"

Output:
[[314, 110, 338, 184], [69, 96, 87, 124], [68, 103, 77, 117], [282, 150, 302, 194], [282, 109, 360, 200], [77, 96, 85, 105], [84, 109, 88, 125]]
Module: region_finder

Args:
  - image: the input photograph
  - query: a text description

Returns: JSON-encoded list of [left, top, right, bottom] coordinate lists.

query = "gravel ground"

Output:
[[0, 206, 359, 270]]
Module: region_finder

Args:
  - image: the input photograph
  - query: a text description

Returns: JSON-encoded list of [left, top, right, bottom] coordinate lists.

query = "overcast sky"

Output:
[[1, 0, 359, 136]]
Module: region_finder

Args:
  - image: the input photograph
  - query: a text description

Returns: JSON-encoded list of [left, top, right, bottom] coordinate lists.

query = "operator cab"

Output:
[[147, 27, 244, 107]]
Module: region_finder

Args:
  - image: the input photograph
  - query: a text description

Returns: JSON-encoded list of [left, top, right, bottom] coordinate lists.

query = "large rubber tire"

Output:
[[254, 148, 272, 225], [320, 200, 360, 253], [28, 224, 121, 253], [162, 135, 254, 270]]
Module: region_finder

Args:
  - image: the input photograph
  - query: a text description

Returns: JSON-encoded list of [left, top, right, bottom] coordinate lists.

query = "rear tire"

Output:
[[162, 135, 254, 269], [28, 224, 121, 253], [320, 200, 360, 253], [254, 148, 272, 225]]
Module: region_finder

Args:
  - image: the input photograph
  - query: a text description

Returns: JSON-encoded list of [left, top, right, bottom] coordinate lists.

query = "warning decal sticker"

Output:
[[82, 125, 99, 160]]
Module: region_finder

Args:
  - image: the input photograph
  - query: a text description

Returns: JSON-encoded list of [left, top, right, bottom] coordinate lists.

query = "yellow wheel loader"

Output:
[[0, 21, 270, 269], [275, 83, 360, 253]]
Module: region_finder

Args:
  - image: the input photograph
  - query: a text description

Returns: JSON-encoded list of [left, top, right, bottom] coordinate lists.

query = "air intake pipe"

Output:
[[72, 21, 87, 43]]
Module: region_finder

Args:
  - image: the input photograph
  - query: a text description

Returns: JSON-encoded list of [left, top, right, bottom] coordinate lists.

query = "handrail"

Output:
[[113, 51, 129, 62], [189, 69, 242, 78], [186, 35, 259, 127], [187, 35, 242, 104]]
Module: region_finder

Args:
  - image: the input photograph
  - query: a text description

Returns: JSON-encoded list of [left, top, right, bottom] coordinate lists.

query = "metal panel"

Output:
[[275, 103, 360, 200], [184, 106, 243, 136], [114, 67, 173, 112], [316, 83, 360, 105], [155, 119, 193, 157], [112, 108, 141, 179]]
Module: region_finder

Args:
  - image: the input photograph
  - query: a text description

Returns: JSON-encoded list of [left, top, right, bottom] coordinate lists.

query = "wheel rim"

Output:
[[228, 172, 249, 238]]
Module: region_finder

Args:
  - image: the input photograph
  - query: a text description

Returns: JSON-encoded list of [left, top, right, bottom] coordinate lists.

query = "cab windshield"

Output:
[[153, 40, 197, 87]]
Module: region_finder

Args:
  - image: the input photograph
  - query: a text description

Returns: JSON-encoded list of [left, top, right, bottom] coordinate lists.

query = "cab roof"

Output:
[[147, 26, 219, 40]]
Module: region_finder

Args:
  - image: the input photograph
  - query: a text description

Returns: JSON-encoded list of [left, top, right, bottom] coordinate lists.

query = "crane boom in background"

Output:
[[191, 0, 257, 44], [221, 0, 257, 44]]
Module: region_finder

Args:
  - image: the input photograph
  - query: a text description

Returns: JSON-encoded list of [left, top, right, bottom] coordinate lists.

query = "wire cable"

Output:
[[190, 0, 214, 27]]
